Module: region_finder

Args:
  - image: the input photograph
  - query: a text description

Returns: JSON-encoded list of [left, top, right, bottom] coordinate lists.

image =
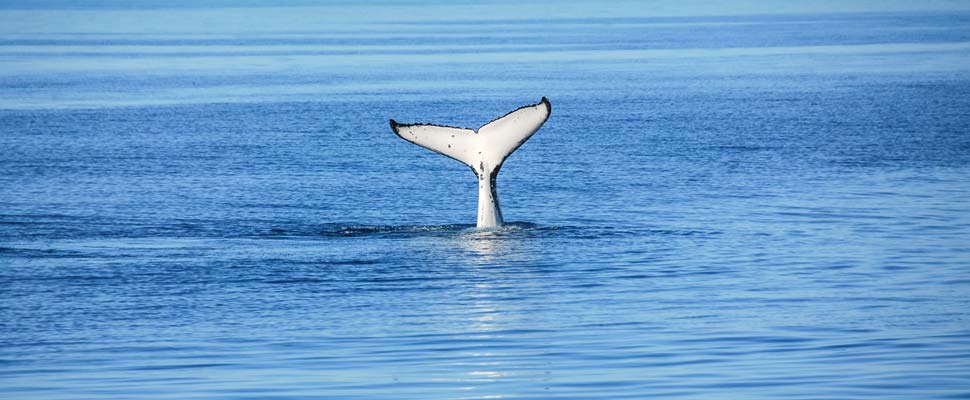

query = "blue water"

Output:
[[3, 2, 970, 398]]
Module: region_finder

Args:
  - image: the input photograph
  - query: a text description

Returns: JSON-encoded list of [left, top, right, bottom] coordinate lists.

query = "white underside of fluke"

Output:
[[390, 97, 551, 229]]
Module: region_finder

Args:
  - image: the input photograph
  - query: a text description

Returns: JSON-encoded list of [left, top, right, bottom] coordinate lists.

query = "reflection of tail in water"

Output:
[[461, 233, 508, 257], [459, 222, 548, 258]]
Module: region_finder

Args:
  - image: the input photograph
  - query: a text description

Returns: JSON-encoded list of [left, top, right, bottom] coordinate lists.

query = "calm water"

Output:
[[2, 2, 970, 399]]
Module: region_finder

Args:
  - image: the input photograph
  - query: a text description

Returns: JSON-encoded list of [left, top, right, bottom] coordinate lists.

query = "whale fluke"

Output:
[[390, 97, 551, 229]]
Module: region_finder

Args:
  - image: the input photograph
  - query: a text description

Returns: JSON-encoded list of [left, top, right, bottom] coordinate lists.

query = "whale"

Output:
[[390, 97, 552, 229]]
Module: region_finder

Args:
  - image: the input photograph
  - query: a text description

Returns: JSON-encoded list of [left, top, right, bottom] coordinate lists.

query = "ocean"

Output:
[[2, 1, 970, 398]]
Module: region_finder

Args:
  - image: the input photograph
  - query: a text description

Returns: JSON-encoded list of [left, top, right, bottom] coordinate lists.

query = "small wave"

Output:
[[0, 246, 91, 259], [256, 223, 715, 241], [318, 223, 473, 237], [313, 222, 554, 238], [265, 278, 331, 285]]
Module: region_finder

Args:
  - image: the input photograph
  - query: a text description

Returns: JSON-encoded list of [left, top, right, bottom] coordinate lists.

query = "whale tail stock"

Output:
[[389, 97, 551, 229]]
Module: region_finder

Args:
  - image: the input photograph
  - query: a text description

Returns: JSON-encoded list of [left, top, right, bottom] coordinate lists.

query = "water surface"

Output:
[[2, 2, 970, 399]]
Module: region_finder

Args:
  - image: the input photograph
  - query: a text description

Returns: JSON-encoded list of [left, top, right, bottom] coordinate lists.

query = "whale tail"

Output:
[[390, 97, 551, 229]]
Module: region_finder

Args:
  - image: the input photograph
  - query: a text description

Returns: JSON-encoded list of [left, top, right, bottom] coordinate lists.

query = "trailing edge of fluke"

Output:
[[389, 97, 552, 229]]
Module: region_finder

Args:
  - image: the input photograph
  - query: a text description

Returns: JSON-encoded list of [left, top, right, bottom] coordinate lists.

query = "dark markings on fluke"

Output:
[[389, 97, 551, 229]]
